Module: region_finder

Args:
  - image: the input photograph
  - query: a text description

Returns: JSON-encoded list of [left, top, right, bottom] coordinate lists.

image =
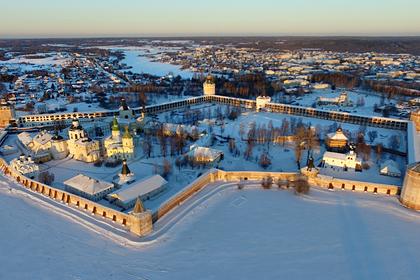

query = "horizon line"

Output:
[[2, 33, 420, 40]]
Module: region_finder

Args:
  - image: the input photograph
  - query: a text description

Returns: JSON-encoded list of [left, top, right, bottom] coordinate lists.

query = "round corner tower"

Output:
[[410, 110, 420, 132], [400, 162, 420, 210]]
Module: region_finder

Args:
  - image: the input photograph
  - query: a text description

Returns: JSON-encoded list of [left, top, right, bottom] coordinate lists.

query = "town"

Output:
[[0, 36, 420, 279]]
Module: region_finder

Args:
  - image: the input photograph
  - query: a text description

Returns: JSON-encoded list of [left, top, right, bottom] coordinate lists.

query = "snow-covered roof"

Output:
[[33, 131, 53, 146], [17, 132, 32, 146], [380, 160, 401, 175], [323, 151, 348, 161], [188, 146, 223, 162], [64, 174, 114, 195], [109, 175, 167, 203], [327, 130, 348, 141]]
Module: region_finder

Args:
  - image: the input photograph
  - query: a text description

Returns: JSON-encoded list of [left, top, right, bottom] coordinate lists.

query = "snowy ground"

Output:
[[1, 177, 420, 280], [273, 88, 405, 118], [0, 52, 70, 71], [118, 48, 195, 78]]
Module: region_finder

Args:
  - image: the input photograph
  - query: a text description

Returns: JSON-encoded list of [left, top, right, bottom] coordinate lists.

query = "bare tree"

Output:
[[228, 138, 236, 154], [142, 137, 152, 158], [162, 159, 172, 179], [259, 151, 272, 169], [38, 171, 55, 185]]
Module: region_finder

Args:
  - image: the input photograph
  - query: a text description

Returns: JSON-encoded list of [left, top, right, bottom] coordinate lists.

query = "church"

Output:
[[66, 119, 101, 162], [103, 116, 134, 160], [17, 119, 101, 163]]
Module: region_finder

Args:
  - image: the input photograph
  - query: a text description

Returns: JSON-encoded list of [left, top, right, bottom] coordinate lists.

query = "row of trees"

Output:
[[215, 74, 280, 98], [363, 79, 420, 97], [311, 72, 361, 89], [239, 176, 310, 195]]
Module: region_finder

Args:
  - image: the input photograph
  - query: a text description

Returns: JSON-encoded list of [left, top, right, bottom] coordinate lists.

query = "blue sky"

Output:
[[1, 0, 419, 38]]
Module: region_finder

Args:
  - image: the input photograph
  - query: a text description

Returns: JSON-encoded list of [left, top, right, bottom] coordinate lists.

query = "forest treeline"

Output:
[[312, 72, 420, 97]]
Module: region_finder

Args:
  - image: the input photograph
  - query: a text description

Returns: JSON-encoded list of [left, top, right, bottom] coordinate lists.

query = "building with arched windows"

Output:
[[103, 116, 134, 160], [203, 75, 216, 96], [67, 119, 101, 162]]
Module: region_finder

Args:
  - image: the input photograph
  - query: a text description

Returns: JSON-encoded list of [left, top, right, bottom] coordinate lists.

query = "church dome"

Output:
[[70, 119, 82, 130]]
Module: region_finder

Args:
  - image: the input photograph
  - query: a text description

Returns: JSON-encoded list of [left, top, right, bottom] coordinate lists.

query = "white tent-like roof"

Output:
[[380, 160, 401, 177]]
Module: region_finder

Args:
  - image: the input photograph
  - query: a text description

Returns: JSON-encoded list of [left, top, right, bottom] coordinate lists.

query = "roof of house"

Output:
[[109, 175, 167, 204], [64, 174, 114, 195], [33, 131, 53, 146], [323, 151, 348, 161], [327, 129, 348, 141], [17, 132, 32, 146], [188, 146, 223, 162]]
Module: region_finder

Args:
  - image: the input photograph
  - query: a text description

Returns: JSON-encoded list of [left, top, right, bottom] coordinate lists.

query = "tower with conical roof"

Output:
[[128, 197, 153, 237], [111, 116, 120, 139], [122, 126, 134, 151], [113, 159, 135, 186], [133, 197, 145, 213], [121, 159, 131, 175]]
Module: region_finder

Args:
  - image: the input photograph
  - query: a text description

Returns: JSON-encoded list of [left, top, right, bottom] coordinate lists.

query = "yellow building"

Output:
[[104, 117, 134, 160], [0, 102, 15, 127], [203, 75, 216, 96]]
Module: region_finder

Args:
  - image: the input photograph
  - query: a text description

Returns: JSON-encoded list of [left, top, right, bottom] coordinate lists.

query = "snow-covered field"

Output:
[[0, 52, 70, 71], [1, 177, 420, 280], [273, 88, 404, 118]]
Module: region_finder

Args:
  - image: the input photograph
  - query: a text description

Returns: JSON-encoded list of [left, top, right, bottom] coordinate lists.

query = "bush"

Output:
[[294, 178, 310, 195], [93, 160, 103, 167], [261, 176, 273, 189], [105, 158, 122, 167], [38, 171, 55, 185], [362, 162, 370, 170]]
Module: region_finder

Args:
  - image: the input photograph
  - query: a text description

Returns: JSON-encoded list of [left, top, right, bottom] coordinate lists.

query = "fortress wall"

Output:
[[308, 175, 400, 195], [152, 169, 218, 222], [15, 95, 407, 132], [0, 158, 152, 236], [153, 169, 400, 223], [0, 154, 403, 236]]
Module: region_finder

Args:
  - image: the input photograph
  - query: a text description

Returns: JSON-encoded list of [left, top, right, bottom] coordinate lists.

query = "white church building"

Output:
[[322, 150, 362, 170]]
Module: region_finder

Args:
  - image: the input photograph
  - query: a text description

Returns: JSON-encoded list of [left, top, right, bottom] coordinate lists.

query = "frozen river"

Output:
[[119, 48, 195, 78]]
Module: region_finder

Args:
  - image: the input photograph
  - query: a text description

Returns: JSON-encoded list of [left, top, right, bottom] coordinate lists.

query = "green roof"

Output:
[[122, 126, 132, 139], [112, 116, 119, 131]]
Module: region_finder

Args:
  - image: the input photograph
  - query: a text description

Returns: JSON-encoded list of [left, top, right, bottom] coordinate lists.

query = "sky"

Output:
[[1, 0, 419, 38]]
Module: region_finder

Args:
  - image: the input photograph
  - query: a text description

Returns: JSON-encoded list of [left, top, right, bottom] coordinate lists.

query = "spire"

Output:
[[121, 159, 131, 175], [133, 197, 145, 214], [120, 98, 129, 111], [122, 126, 132, 139], [112, 116, 119, 132]]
